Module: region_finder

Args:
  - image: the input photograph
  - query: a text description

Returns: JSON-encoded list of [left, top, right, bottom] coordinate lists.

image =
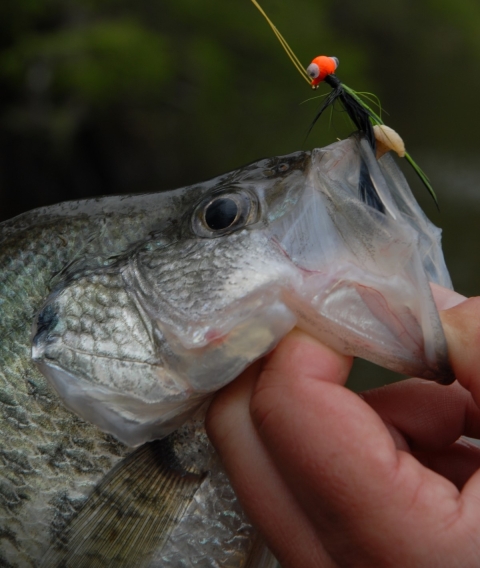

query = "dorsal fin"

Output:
[[40, 438, 205, 568]]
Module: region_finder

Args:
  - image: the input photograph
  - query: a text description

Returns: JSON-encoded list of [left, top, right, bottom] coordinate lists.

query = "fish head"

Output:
[[32, 137, 453, 446]]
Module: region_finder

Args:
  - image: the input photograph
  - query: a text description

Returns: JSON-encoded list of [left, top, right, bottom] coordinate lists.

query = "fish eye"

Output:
[[204, 197, 239, 230], [307, 63, 320, 79], [278, 163, 289, 172], [192, 190, 258, 238]]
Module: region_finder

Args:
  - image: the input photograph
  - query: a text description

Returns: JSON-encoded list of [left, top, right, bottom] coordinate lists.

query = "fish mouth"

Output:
[[266, 137, 453, 383]]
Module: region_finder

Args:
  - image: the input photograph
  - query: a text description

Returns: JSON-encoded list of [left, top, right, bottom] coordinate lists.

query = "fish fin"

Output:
[[40, 438, 205, 568], [244, 535, 280, 568]]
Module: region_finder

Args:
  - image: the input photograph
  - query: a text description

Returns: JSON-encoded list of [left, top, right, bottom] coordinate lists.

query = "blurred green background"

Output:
[[1, 0, 479, 390]]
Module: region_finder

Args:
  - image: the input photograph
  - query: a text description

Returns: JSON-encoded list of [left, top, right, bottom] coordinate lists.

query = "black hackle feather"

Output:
[[359, 159, 385, 214], [307, 74, 376, 151], [307, 73, 384, 212]]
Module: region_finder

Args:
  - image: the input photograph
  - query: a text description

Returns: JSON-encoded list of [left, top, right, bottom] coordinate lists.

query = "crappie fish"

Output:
[[0, 136, 452, 567]]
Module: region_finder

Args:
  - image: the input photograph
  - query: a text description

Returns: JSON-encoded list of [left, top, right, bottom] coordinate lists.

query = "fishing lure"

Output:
[[250, 0, 437, 204]]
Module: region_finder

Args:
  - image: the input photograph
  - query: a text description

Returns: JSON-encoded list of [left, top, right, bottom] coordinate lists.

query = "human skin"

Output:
[[206, 287, 480, 567]]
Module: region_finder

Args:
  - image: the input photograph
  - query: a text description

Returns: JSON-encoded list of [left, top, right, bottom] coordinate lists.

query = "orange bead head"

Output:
[[307, 56, 339, 87]]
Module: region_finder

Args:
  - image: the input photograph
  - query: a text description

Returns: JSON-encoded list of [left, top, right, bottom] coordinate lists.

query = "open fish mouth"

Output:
[[268, 138, 451, 382], [32, 136, 453, 447]]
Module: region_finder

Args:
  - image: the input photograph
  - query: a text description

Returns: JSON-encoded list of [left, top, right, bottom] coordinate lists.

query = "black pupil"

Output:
[[205, 198, 238, 230]]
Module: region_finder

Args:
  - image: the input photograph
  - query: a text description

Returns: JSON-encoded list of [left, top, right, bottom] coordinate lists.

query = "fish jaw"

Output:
[[267, 137, 452, 382]]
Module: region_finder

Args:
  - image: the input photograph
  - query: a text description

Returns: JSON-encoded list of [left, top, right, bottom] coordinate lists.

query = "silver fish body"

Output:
[[0, 136, 451, 566]]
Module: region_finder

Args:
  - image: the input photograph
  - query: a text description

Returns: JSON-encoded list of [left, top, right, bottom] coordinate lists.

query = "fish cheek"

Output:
[[123, 232, 299, 390], [31, 270, 202, 447]]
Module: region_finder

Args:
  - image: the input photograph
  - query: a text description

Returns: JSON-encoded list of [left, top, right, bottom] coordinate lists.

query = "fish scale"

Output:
[[0, 156, 289, 566]]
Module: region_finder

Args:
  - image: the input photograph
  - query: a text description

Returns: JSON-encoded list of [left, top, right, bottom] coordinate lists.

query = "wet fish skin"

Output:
[[0, 152, 308, 566]]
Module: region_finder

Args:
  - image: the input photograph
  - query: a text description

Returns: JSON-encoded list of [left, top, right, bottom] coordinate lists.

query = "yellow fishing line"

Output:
[[249, 0, 437, 203], [250, 0, 311, 84]]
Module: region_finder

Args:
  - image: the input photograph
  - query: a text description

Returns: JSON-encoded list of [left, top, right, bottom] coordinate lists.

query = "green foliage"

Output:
[[0, 20, 171, 104], [1, 0, 480, 204]]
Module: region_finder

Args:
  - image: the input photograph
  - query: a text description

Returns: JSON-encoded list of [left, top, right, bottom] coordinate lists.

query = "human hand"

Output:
[[206, 287, 480, 567]]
